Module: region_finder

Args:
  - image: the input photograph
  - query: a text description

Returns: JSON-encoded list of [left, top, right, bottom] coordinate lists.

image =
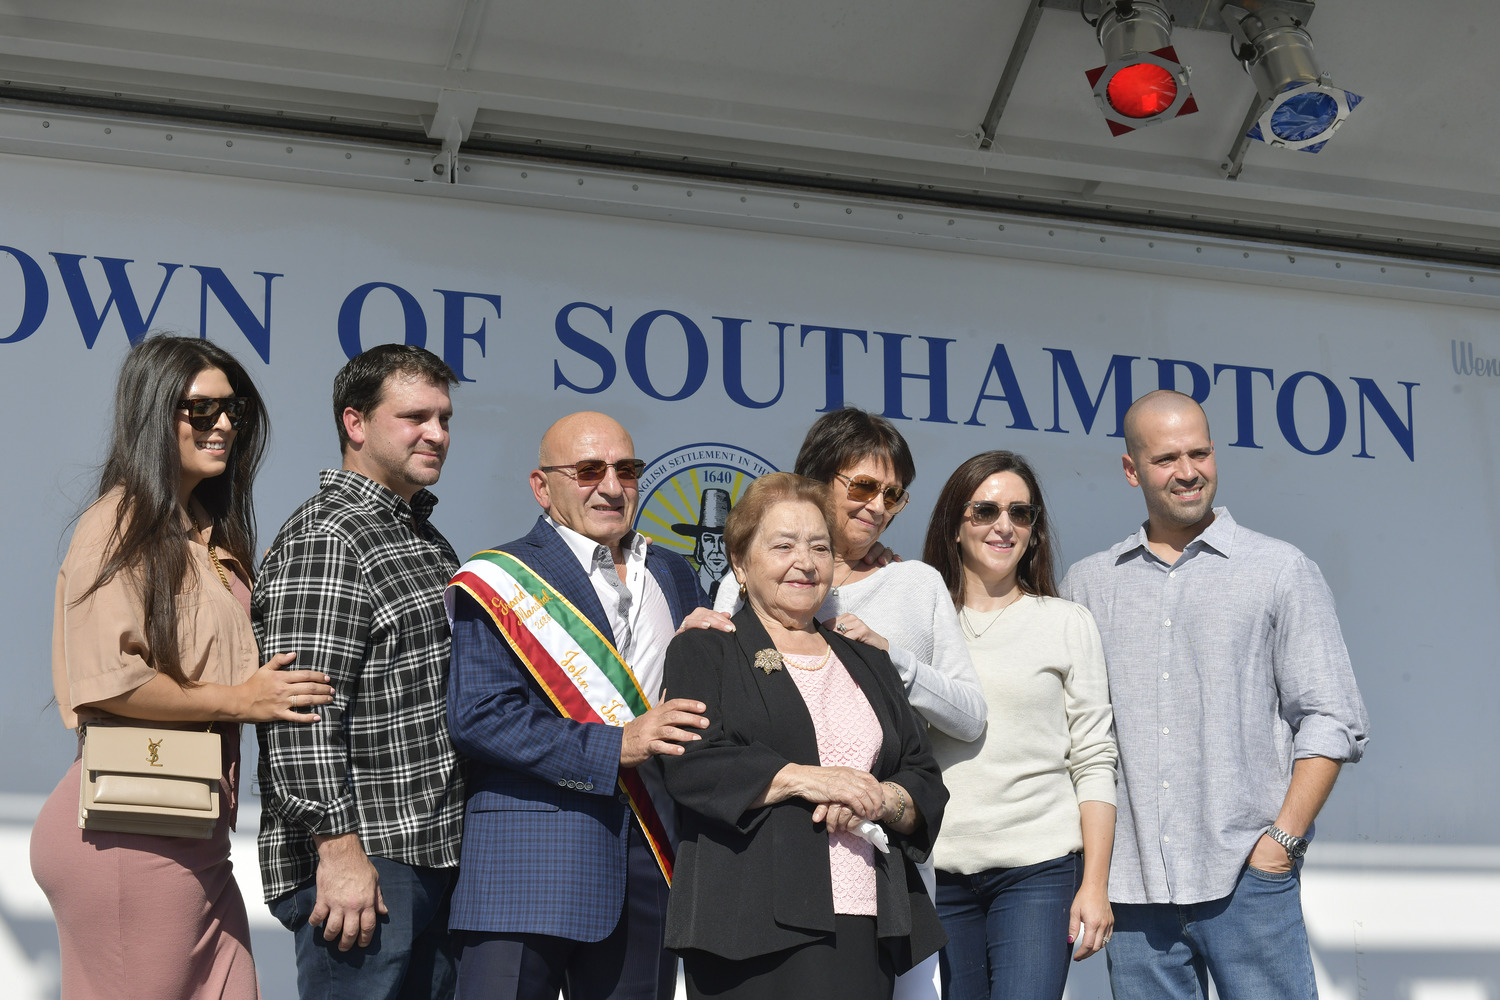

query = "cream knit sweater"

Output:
[[931, 595, 1118, 873]]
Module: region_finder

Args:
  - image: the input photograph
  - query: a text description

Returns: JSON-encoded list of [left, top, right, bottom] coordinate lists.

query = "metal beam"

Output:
[[3, 102, 1495, 307], [423, 89, 480, 182], [978, 0, 1047, 150], [1037, 0, 1314, 32], [445, 0, 492, 72], [1221, 94, 1269, 179], [5, 80, 1497, 258]]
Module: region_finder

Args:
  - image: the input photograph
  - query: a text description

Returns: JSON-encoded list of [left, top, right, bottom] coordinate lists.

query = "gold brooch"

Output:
[[754, 649, 784, 674]]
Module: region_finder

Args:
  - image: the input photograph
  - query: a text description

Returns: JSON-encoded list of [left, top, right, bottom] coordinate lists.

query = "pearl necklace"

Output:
[[784, 646, 834, 672]]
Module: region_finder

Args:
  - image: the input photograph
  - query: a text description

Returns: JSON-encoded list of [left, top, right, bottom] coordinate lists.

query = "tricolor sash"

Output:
[[445, 549, 675, 883]]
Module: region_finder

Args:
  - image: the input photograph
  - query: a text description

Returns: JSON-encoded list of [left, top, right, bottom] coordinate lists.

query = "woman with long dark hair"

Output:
[[31, 335, 333, 1000], [921, 451, 1117, 1000]]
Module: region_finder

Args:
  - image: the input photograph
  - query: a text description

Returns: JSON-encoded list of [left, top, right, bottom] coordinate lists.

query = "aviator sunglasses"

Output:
[[540, 459, 648, 484], [176, 396, 252, 432], [964, 500, 1040, 528], [835, 473, 910, 514]]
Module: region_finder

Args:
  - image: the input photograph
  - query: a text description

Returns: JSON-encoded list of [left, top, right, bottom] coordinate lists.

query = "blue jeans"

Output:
[[1106, 863, 1316, 1000], [269, 856, 458, 1000], [935, 853, 1081, 1000]]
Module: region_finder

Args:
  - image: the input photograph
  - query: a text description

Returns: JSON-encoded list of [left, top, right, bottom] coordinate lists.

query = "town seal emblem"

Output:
[[634, 443, 778, 602]]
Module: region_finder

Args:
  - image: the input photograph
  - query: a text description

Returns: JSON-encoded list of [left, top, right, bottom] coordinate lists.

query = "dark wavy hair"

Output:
[[78, 335, 269, 686], [792, 407, 917, 489], [333, 344, 457, 453], [922, 450, 1058, 607]]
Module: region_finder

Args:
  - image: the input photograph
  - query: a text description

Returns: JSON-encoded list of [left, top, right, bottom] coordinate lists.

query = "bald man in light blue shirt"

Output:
[[1062, 390, 1368, 1000]]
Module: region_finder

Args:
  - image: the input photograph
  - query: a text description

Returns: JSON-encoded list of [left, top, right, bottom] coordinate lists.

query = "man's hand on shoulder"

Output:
[[674, 608, 736, 635], [620, 698, 708, 767], [310, 832, 388, 951]]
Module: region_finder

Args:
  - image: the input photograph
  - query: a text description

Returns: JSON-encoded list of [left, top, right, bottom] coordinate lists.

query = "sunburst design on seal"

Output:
[[754, 649, 784, 675]]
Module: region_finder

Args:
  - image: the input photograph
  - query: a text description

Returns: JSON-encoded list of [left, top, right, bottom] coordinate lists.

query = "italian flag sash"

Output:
[[445, 549, 675, 884]]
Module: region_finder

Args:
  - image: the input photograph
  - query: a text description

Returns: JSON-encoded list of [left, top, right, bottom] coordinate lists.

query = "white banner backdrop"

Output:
[[1, 153, 1497, 999]]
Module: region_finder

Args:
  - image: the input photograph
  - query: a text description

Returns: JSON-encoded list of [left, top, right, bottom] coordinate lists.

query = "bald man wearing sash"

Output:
[[444, 412, 725, 1000]]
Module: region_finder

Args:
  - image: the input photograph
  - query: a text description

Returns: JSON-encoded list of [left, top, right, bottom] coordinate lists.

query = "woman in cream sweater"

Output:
[[921, 451, 1118, 1000]]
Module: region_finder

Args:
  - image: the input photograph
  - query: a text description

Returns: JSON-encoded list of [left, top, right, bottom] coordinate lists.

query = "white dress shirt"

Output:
[[546, 516, 676, 702]]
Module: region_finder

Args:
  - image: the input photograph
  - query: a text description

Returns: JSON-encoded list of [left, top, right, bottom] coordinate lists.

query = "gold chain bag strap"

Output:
[[78, 722, 222, 839]]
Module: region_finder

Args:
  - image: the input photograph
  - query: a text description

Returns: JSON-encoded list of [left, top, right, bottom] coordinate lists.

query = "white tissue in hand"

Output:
[[855, 820, 889, 853]]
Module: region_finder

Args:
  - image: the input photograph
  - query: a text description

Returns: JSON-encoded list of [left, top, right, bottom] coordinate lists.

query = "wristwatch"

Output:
[[1267, 825, 1309, 861]]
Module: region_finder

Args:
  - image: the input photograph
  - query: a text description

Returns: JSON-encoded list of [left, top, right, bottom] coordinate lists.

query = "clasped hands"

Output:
[[784, 764, 909, 834]]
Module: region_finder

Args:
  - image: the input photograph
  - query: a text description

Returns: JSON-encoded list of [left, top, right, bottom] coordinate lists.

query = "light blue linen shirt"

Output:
[[1061, 507, 1368, 905]]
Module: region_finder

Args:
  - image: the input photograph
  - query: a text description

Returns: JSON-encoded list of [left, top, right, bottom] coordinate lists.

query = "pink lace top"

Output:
[[784, 649, 882, 916]]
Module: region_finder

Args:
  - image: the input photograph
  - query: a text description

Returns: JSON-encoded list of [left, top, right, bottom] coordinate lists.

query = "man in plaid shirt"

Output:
[[254, 344, 467, 999]]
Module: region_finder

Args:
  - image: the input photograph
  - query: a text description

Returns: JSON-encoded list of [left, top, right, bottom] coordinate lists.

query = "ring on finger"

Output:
[[836, 623, 849, 633]]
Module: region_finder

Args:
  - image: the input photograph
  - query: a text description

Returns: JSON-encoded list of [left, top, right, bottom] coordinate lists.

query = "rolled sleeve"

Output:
[[57, 578, 158, 714], [1273, 555, 1369, 764]]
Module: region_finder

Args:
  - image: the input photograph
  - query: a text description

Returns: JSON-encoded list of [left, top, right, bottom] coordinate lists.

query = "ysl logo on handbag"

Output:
[[147, 737, 164, 767]]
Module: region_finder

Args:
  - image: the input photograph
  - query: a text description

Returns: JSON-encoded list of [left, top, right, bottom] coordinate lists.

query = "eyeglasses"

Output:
[[176, 396, 251, 431], [835, 474, 910, 514], [964, 500, 1040, 528], [540, 459, 647, 484]]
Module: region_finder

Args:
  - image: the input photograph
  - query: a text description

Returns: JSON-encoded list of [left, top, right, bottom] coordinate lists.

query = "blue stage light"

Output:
[[1224, 5, 1362, 153]]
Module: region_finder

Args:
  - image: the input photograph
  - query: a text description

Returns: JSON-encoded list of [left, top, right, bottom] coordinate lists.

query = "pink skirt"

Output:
[[30, 758, 259, 1000]]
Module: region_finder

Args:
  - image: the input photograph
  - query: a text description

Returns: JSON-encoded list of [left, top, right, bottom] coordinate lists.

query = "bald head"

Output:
[[538, 411, 634, 468], [1121, 390, 1218, 541], [1123, 390, 1210, 459], [532, 411, 640, 551]]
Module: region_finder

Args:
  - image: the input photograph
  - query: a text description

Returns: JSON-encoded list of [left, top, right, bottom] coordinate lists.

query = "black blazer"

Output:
[[660, 607, 948, 972]]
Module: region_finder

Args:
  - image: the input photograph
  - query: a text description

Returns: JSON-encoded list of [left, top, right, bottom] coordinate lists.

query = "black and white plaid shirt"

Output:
[[253, 469, 465, 902]]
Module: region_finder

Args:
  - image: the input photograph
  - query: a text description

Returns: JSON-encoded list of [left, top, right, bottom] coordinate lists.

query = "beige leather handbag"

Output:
[[78, 723, 222, 839]]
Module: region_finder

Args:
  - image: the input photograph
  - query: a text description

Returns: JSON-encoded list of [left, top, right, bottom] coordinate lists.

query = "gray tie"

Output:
[[594, 545, 633, 659]]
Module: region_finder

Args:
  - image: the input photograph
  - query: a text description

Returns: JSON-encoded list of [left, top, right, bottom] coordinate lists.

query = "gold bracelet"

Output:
[[883, 781, 906, 824]]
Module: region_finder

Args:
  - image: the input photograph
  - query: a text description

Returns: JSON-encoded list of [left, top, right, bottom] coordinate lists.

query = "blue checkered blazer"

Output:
[[446, 516, 707, 939]]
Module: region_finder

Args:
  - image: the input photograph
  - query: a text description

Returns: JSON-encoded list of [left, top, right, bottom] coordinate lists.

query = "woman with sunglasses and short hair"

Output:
[[920, 451, 1117, 1000], [714, 407, 984, 1000], [31, 335, 333, 1000]]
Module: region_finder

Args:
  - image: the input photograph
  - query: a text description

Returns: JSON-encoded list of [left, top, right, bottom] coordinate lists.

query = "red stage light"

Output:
[[1106, 63, 1178, 119], [1085, 45, 1196, 137]]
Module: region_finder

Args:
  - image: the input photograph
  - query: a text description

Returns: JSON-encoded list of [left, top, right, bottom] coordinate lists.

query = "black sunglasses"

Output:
[[176, 396, 251, 432], [835, 474, 910, 513], [541, 459, 647, 484], [965, 500, 1040, 528]]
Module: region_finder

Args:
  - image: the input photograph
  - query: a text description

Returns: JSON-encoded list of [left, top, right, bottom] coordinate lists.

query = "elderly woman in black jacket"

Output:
[[661, 472, 948, 1000]]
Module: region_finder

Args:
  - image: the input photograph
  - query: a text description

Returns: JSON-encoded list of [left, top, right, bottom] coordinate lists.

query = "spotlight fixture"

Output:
[[1084, 0, 1198, 136], [1223, 4, 1361, 153]]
